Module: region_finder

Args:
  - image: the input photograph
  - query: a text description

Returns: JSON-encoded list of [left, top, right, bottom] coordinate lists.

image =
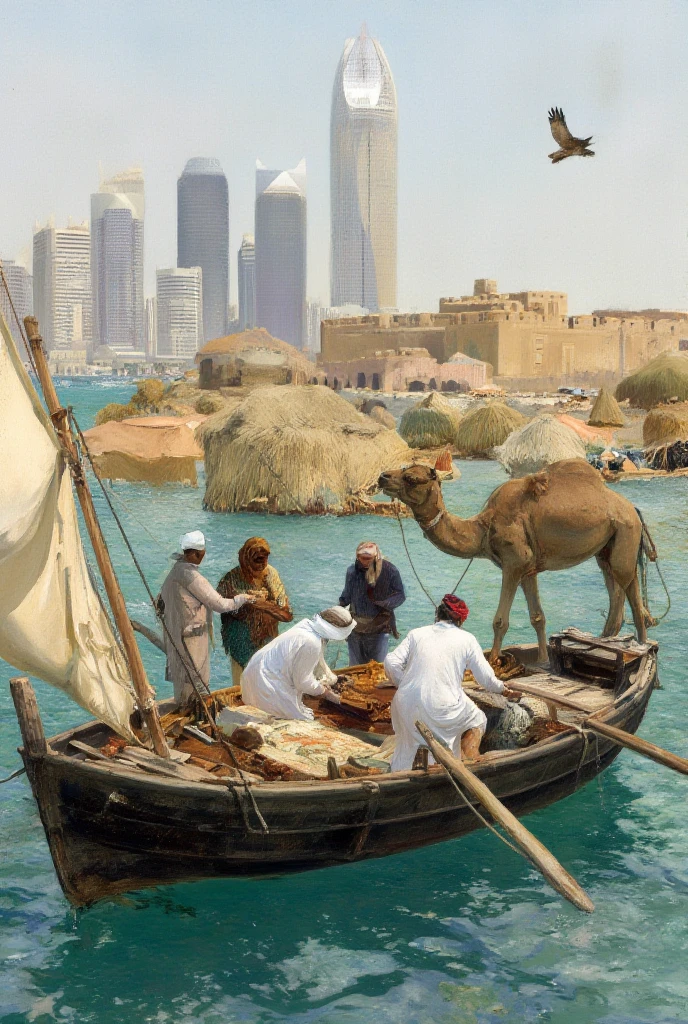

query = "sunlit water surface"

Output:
[[1, 379, 687, 1024]]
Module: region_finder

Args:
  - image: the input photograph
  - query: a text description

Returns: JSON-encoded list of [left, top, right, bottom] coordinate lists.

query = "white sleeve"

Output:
[[314, 655, 337, 686], [384, 634, 411, 688], [290, 639, 326, 697], [186, 572, 245, 614], [465, 634, 504, 694]]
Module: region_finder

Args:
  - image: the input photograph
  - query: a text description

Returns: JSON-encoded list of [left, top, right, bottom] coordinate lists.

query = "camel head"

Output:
[[378, 464, 443, 519]]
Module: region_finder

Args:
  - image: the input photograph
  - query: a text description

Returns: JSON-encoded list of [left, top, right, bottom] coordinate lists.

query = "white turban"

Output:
[[311, 607, 356, 642], [180, 530, 206, 551], [356, 541, 383, 585]]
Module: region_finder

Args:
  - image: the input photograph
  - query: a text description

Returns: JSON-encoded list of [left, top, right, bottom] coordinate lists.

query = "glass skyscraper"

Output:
[[237, 234, 256, 330], [156, 267, 203, 360], [177, 157, 229, 343], [330, 27, 397, 312], [91, 169, 144, 352], [33, 222, 90, 352], [255, 161, 307, 348]]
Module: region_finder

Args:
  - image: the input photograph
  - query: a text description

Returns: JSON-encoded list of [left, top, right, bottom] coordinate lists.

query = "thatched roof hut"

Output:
[[84, 416, 205, 485], [643, 403, 688, 446], [196, 328, 314, 390], [455, 402, 525, 457], [588, 388, 625, 428], [199, 385, 411, 514], [398, 392, 461, 449], [495, 414, 586, 477], [615, 351, 688, 409]]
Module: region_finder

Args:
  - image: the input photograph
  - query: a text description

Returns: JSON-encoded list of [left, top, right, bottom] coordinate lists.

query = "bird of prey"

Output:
[[547, 107, 594, 163]]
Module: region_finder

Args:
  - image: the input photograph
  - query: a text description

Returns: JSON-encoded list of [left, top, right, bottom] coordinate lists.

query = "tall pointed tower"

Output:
[[330, 27, 397, 312]]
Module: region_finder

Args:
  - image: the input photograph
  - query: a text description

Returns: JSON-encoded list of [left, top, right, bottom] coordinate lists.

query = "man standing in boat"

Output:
[[157, 531, 257, 706], [384, 594, 520, 771], [339, 541, 406, 666]]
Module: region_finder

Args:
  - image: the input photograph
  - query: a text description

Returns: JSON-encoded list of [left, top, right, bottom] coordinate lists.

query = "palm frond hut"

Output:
[[455, 403, 525, 457], [84, 416, 205, 485], [588, 388, 625, 428], [398, 392, 461, 449], [615, 351, 688, 409], [643, 403, 688, 446], [495, 414, 586, 477], [199, 386, 411, 514]]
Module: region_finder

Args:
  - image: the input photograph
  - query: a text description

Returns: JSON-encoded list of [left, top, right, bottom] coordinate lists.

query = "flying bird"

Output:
[[547, 107, 594, 163]]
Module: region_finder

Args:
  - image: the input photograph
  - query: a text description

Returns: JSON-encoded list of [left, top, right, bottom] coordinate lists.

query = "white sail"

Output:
[[0, 312, 136, 738]]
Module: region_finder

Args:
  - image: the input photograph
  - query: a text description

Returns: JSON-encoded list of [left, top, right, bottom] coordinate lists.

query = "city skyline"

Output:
[[255, 163, 307, 348], [177, 157, 229, 342], [1, 2, 687, 316]]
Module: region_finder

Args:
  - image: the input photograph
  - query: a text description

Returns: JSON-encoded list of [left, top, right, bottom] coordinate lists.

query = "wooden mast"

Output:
[[23, 316, 169, 758]]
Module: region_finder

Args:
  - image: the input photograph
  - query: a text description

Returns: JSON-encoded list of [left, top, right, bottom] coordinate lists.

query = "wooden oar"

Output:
[[415, 720, 595, 914], [131, 618, 165, 652], [507, 681, 688, 778]]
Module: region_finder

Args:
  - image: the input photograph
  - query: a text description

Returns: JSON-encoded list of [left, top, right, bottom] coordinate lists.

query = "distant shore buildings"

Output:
[[0, 258, 33, 348], [330, 26, 397, 312], [91, 168, 145, 354], [319, 279, 688, 392], [32, 221, 90, 353], [238, 234, 256, 331], [177, 158, 229, 343], [156, 266, 203, 359], [255, 160, 307, 349]]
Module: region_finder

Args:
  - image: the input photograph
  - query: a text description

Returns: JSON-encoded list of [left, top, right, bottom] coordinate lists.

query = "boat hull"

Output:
[[17, 647, 656, 906]]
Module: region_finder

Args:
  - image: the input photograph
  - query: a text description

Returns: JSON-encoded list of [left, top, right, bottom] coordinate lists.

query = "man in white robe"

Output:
[[158, 531, 256, 705], [241, 607, 356, 720], [384, 594, 519, 772]]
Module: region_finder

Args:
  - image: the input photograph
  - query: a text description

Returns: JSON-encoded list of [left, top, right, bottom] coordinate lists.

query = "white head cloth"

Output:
[[180, 530, 206, 551], [356, 541, 383, 585], [311, 607, 356, 642]]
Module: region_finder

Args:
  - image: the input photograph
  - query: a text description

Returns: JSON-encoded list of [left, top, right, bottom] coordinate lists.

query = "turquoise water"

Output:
[[1, 379, 687, 1024]]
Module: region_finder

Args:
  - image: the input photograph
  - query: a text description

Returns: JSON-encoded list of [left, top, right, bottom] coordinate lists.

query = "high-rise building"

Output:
[[91, 168, 144, 353], [330, 26, 397, 312], [156, 267, 203, 360], [237, 234, 256, 330], [177, 158, 229, 343], [0, 259, 33, 346], [255, 160, 307, 348], [32, 222, 90, 352], [144, 297, 157, 359]]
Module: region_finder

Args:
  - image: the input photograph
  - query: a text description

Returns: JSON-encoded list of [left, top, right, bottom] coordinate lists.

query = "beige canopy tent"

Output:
[[84, 415, 205, 485]]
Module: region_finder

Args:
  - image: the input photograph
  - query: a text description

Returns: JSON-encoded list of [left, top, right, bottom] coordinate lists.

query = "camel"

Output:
[[379, 459, 650, 662]]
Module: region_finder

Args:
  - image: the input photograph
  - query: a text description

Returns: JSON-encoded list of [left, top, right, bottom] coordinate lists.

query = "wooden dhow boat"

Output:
[[2, 304, 685, 913]]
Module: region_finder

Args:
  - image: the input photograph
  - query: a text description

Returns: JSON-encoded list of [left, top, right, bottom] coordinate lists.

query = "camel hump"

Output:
[[525, 470, 549, 500]]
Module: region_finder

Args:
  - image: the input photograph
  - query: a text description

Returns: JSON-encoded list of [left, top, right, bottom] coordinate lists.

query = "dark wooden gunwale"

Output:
[[16, 644, 657, 907]]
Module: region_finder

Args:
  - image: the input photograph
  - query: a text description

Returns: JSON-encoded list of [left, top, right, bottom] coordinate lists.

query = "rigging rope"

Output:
[[0, 766, 26, 784], [68, 409, 268, 831]]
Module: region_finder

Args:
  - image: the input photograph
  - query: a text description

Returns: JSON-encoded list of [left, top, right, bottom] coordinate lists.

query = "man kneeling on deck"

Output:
[[241, 607, 356, 721], [384, 595, 520, 772]]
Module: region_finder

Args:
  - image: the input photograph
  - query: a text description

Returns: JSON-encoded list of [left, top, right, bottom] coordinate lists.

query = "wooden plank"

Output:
[[11, 678, 48, 757]]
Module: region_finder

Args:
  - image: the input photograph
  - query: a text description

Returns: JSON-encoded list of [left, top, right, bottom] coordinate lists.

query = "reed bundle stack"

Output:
[[615, 351, 688, 409], [588, 388, 625, 428], [495, 414, 586, 477], [456, 402, 525, 457], [199, 385, 411, 514], [368, 405, 397, 430], [83, 416, 205, 485], [642, 403, 688, 446], [398, 392, 461, 449]]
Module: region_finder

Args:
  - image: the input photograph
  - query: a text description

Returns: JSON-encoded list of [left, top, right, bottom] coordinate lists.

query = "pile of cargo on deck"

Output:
[[83, 415, 205, 485], [398, 391, 461, 448], [495, 414, 586, 477], [198, 384, 411, 514], [455, 402, 525, 457], [588, 388, 625, 428], [615, 351, 688, 409]]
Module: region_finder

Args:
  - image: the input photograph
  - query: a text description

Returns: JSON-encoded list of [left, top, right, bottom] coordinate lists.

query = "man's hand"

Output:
[[322, 688, 342, 705], [502, 686, 521, 702]]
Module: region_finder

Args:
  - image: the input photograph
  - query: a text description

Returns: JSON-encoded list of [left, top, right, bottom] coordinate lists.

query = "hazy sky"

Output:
[[1, 0, 686, 314]]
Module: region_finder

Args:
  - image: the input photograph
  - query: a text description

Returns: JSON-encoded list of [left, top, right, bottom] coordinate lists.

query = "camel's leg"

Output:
[[624, 575, 647, 643], [521, 574, 547, 662], [605, 522, 647, 643], [596, 554, 625, 637], [490, 569, 521, 660]]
